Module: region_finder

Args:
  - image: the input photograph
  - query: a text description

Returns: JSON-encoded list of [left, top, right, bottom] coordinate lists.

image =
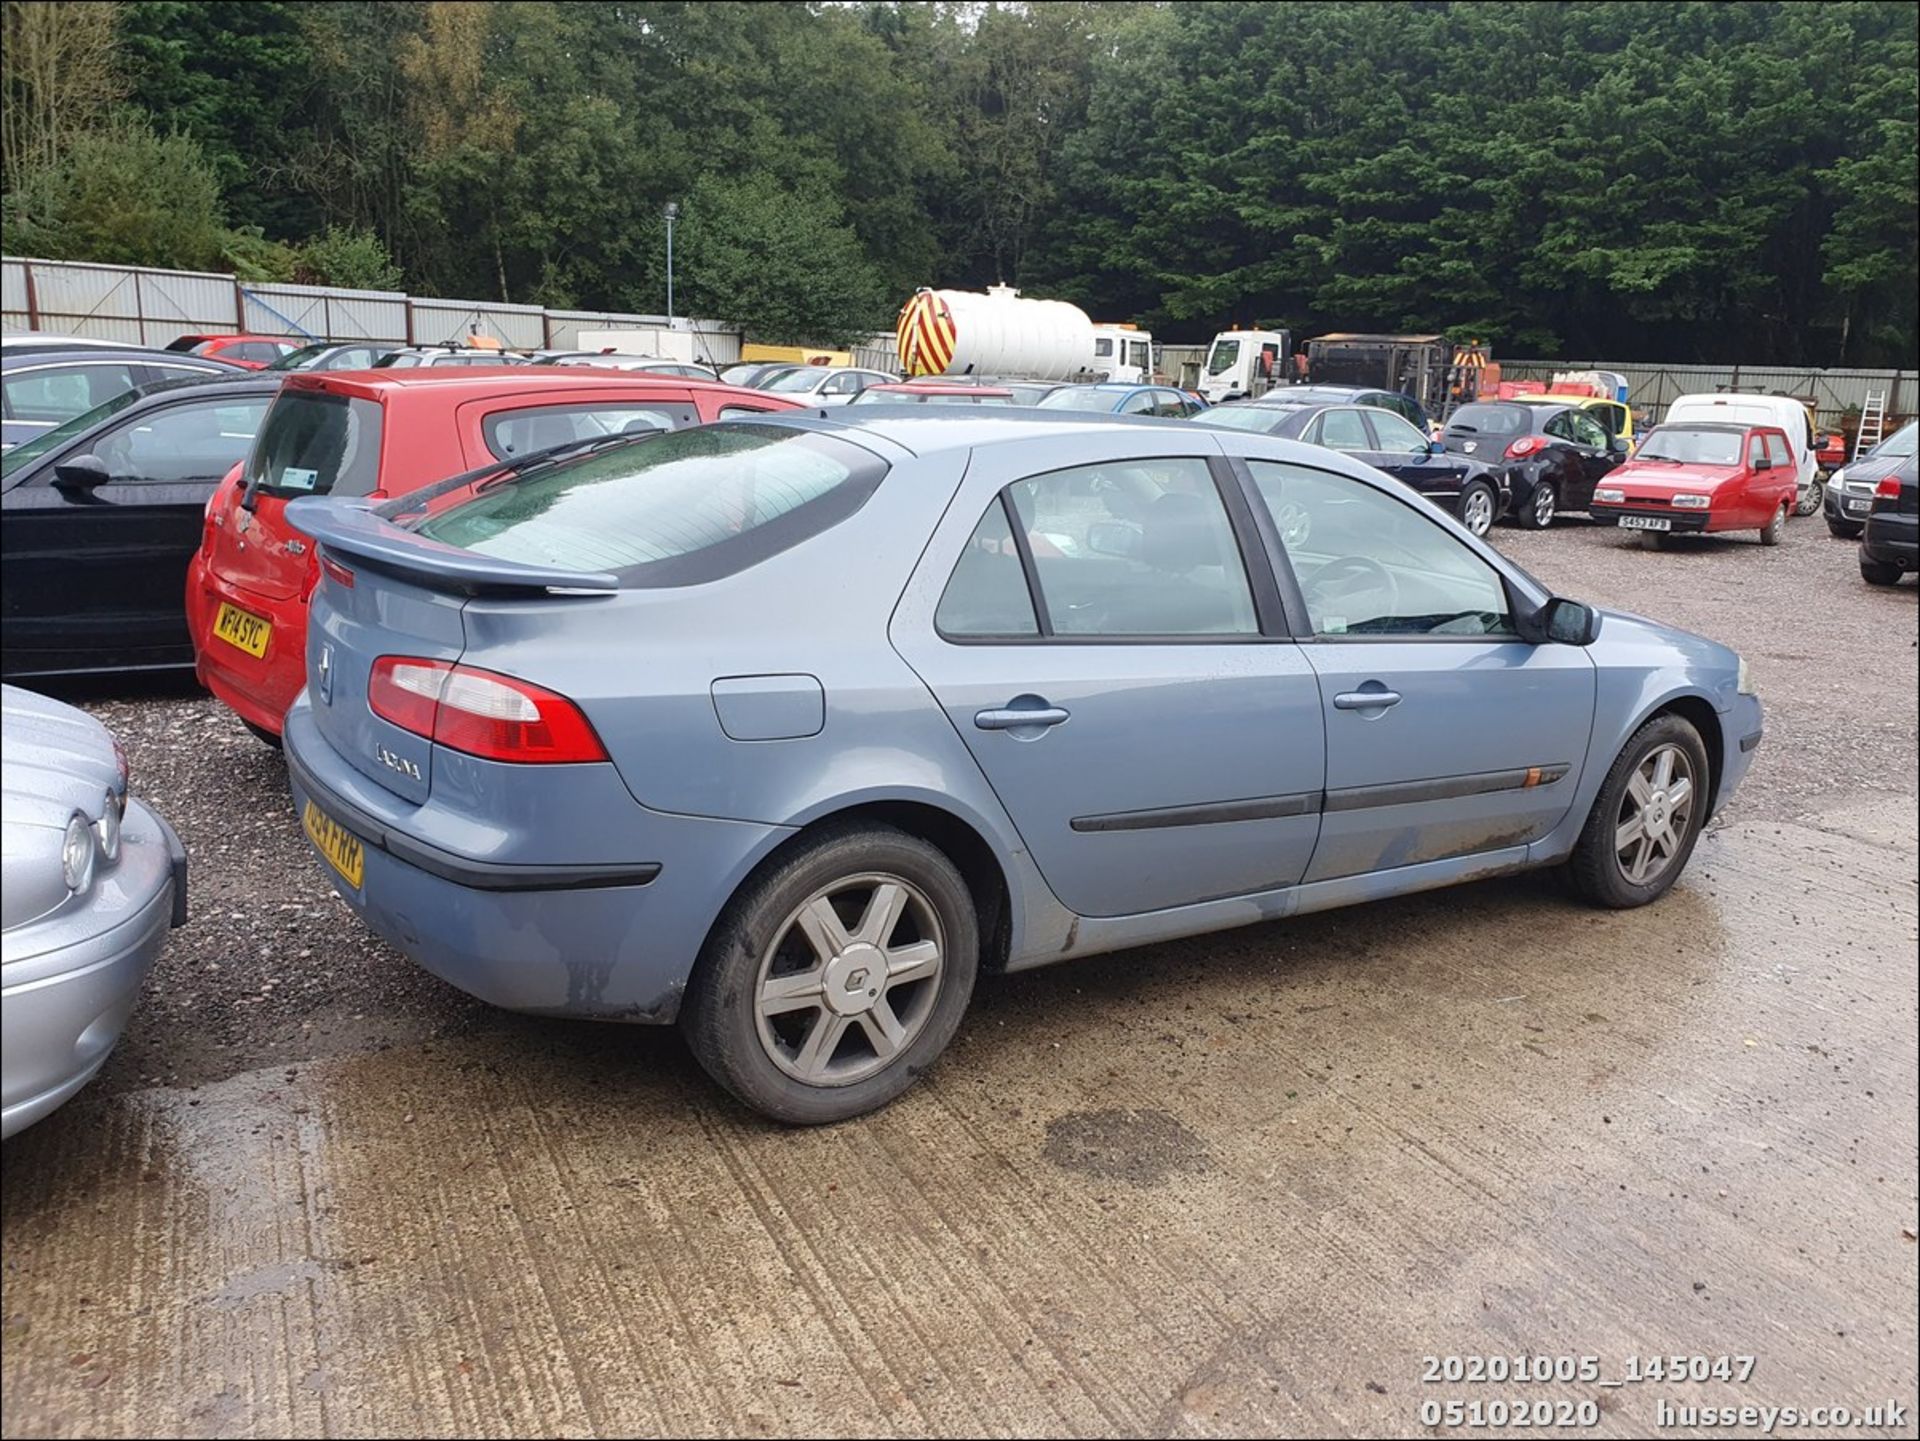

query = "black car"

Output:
[[266, 340, 397, 373], [1, 374, 281, 679], [1199, 400, 1509, 536], [1251, 383, 1433, 434], [1858, 454, 1917, 587], [1440, 401, 1628, 529], [1824, 420, 1917, 539], [2, 345, 245, 451]]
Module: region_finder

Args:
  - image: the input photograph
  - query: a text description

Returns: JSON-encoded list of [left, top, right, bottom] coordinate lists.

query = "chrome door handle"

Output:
[[1333, 689, 1402, 711], [975, 706, 1070, 730]]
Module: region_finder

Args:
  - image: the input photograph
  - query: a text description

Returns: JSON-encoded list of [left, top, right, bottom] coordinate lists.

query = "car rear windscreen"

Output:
[[409, 422, 887, 587], [245, 390, 384, 500], [1446, 404, 1527, 435]]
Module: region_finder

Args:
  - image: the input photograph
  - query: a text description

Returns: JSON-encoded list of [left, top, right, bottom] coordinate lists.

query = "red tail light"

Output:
[[1876, 478, 1902, 499], [368, 657, 608, 763], [1506, 435, 1545, 458], [319, 553, 355, 589]]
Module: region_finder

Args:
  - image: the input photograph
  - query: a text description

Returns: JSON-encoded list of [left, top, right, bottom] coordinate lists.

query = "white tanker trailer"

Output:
[[895, 285, 1151, 382]]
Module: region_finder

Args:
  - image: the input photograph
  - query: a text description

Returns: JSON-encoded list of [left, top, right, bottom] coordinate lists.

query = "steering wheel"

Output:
[[1304, 554, 1400, 624]]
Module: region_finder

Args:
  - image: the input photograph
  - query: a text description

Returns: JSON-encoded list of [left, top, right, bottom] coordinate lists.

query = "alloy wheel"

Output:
[[753, 873, 946, 1086], [1532, 482, 1556, 527], [1614, 743, 1696, 886], [1461, 487, 1494, 536]]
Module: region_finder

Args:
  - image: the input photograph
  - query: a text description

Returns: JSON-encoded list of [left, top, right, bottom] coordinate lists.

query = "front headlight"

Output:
[[96, 791, 123, 863], [1737, 657, 1756, 696], [1829, 467, 1847, 488], [1595, 487, 1625, 503], [1672, 493, 1711, 508], [62, 813, 98, 893]]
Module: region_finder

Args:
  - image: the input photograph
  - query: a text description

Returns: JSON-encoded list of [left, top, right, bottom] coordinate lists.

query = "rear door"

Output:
[[893, 435, 1325, 918], [4, 391, 271, 671], [1243, 457, 1595, 883]]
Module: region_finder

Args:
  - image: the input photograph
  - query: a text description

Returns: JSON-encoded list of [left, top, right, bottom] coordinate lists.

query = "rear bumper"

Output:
[[282, 700, 791, 1024], [1861, 513, 1917, 569], [187, 553, 308, 735], [1, 800, 183, 1139]]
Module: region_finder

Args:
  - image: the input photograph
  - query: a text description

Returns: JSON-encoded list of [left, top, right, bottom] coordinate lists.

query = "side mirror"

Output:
[[1427, 439, 1445, 455], [52, 454, 111, 489], [1086, 519, 1143, 560], [1609, 436, 1631, 455], [1752, 454, 1772, 471], [1544, 597, 1600, 646]]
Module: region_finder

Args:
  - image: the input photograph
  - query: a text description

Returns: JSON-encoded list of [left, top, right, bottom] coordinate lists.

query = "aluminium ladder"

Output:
[[1854, 389, 1887, 459]]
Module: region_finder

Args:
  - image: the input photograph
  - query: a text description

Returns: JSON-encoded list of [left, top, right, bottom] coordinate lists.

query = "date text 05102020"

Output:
[[1422, 1355, 1759, 1385]]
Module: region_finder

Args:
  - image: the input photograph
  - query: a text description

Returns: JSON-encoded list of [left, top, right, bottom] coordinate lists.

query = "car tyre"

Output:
[[1859, 555, 1903, 586], [1760, 501, 1788, 546], [1794, 480, 1823, 517], [682, 822, 979, 1124], [1826, 518, 1863, 540], [1517, 478, 1556, 529], [242, 720, 284, 750], [1566, 713, 1712, 909], [1456, 480, 1498, 537]]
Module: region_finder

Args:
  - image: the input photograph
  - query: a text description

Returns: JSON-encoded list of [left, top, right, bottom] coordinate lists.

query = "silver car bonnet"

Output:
[[3, 686, 125, 932]]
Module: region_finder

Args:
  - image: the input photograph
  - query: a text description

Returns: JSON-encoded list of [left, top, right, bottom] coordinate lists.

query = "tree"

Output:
[[1, 0, 122, 180], [678, 172, 888, 345], [295, 224, 404, 290]]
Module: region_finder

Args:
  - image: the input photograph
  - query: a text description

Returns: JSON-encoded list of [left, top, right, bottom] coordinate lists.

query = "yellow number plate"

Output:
[[213, 601, 272, 658], [302, 799, 364, 890]]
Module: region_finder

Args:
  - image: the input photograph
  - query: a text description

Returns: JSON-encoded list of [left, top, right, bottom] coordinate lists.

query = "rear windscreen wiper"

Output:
[[378, 428, 659, 522]]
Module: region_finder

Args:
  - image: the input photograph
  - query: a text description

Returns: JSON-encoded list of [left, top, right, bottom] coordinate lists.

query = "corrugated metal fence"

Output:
[[1497, 360, 1916, 428], [1, 256, 742, 358]]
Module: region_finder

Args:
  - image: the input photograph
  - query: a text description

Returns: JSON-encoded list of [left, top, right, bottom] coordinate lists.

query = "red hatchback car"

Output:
[[186, 368, 801, 740], [1589, 420, 1799, 546], [166, 334, 302, 370]]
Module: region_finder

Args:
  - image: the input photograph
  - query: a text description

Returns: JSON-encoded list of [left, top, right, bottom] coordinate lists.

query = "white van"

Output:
[[1663, 393, 1819, 511]]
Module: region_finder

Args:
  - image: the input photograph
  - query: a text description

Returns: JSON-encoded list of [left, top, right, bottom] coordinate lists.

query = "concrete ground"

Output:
[[3, 515, 1915, 1439]]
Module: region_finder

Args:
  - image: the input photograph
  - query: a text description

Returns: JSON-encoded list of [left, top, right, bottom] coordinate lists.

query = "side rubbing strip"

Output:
[[1071, 792, 1322, 833], [1323, 763, 1570, 814]]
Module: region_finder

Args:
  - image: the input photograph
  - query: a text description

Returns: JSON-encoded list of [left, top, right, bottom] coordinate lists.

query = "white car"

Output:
[[1, 686, 186, 1139], [756, 366, 896, 406]]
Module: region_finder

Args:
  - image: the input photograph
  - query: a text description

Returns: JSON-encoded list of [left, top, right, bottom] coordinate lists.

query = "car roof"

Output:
[[0, 346, 241, 367], [868, 382, 1012, 395], [286, 369, 778, 402], [732, 407, 1214, 459]]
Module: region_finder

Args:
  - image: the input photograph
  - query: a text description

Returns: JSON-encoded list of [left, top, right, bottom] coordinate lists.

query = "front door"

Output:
[[1241, 457, 1597, 883], [1543, 408, 1618, 504], [893, 440, 1325, 918]]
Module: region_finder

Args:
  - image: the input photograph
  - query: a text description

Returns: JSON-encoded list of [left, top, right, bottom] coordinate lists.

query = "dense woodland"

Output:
[[2, 1, 1915, 361]]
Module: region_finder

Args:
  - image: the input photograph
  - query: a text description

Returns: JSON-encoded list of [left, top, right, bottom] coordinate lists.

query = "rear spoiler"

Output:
[[285, 497, 618, 595]]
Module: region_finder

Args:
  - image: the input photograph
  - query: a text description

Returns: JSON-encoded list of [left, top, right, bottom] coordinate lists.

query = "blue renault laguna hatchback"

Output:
[[283, 410, 1762, 1123]]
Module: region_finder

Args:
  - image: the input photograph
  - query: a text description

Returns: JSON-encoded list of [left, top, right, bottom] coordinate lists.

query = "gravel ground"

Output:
[[44, 509, 1919, 1095]]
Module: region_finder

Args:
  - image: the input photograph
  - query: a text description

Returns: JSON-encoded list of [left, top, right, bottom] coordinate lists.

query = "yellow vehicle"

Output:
[[739, 343, 852, 368]]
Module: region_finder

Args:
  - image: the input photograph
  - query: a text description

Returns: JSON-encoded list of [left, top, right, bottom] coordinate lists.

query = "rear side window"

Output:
[[3, 363, 142, 423], [409, 423, 886, 587], [484, 402, 697, 459], [96, 397, 271, 483], [246, 390, 384, 500], [1315, 408, 1373, 452], [936, 498, 1040, 638]]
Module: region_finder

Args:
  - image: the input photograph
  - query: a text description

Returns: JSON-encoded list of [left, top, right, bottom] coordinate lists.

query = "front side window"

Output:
[[1747, 434, 1768, 468], [1206, 339, 1240, 375], [1093, 339, 1114, 358], [1566, 411, 1608, 448], [1247, 461, 1513, 638], [1128, 340, 1151, 371], [1, 385, 150, 479], [245, 390, 384, 500], [1314, 408, 1373, 452], [94, 398, 271, 483], [999, 458, 1257, 637], [484, 402, 695, 459], [406, 423, 886, 587], [1118, 391, 1156, 415], [1764, 433, 1792, 469]]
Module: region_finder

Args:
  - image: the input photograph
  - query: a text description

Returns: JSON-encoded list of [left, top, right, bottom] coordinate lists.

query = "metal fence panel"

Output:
[[1499, 360, 1916, 427], [2, 258, 29, 324], [243, 284, 409, 344], [15, 260, 238, 346], [408, 299, 548, 349]]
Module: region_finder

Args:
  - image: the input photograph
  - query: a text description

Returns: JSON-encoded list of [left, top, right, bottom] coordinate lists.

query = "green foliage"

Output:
[[1, 117, 231, 270], [679, 173, 888, 346], [2, 0, 1915, 364], [294, 225, 404, 291]]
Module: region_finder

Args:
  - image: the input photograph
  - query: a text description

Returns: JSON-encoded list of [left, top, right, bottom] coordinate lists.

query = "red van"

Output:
[[1589, 421, 1799, 546], [186, 368, 801, 740]]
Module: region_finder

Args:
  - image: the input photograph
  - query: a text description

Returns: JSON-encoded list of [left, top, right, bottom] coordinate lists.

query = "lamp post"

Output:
[[663, 201, 679, 326]]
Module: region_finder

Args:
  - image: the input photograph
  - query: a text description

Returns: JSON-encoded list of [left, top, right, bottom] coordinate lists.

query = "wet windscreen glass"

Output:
[[1, 386, 149, 478], [1633, 426, 1744, 465], [245, 390, 384, 500]]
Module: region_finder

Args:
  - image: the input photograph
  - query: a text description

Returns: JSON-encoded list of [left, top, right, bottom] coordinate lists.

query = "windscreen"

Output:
[[1633, 426, 1744, 465], [1197, 405, 1284, 433], [1206, 340, 1240, 374], [408, 423, 887, 587], [1036, 385, 1117, 410], [1875, 421, 1917, 458]]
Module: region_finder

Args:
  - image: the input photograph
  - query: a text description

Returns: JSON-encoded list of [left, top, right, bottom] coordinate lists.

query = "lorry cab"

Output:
[[1091, 325, 1155, 384], [1199, 329, 1292, 403]]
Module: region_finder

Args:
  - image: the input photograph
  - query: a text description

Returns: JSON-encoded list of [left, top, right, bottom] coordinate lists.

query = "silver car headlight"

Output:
[[96, 790, 123, 863], [62, 813, 98, 893], [1737, 656, 1756, 696], [1672, 493, 1711, 508], [1594, 487, 1626, 503], [1829, 467, 1847, 489]]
